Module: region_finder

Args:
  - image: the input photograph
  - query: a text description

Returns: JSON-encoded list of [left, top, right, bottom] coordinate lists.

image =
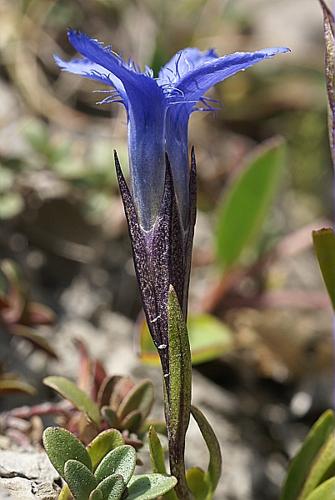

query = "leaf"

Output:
[[148, 427, 177, 500], [11, 325, 58, 359], [89, 490, 103, 500], [86, 429, 124, 471], [95, 474, 125, 500], [97, 375, 123, 407], [118, 379, 154, 421], [280, 410, 335, 500], [299, 434, 335, 498], [64, 459, 97, 500], [312, 228, 335, 310], [191, 406, 222, 493], [58, 484, 72, 500], [0, 378, 36, 395], [43, 427, 92, 477], [140, 420, 166, 435], [120, 409, 143, 432], [148, 426, 166, 474], [110, 377, 134, 411], [186, 467, 210, 500], [44, 376, 101, 425], [126, 474, 178, 500], [94, 445, 136, 485], [215, 137, 285, 269], [23, 301, 55, 325], [187, 314, 233, 364], [167, 286, 192, 495], [139, 314, 233, 366], [101, 406, 119, 428], [305, 477, 335, 500]]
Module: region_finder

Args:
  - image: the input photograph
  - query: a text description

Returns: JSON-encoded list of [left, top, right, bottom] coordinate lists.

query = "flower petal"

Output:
[[165, 47, 290, 224], [177, 47, 290, 107], [54, 55, 128, 105], [157, 48, 218, 86], [64, 30, 167, 229]]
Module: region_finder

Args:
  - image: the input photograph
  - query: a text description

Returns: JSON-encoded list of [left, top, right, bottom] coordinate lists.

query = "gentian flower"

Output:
[[55, 30, 289, 378], [55, 30, 289, 228]]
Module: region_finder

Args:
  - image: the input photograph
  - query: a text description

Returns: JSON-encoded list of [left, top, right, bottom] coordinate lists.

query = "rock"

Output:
[[0, 450, 59, 499]]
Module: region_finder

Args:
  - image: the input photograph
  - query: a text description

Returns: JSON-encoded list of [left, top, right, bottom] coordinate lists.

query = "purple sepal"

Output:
[[114, 150, 197, 384]]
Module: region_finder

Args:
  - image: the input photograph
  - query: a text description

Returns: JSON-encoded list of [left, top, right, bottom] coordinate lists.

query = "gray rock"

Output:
[[0, 450, 59, 499]]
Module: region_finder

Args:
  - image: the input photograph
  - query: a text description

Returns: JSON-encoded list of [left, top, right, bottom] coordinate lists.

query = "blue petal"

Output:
[[157, 48, 218, 86], [176, 47, 290, 108], [65, 30, 167, 229], [54, 55, 128, 106], [164, 47, 290, 224]]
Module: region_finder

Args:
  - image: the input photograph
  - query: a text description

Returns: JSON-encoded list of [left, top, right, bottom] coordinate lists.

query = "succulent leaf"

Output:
[[186, 467, 210, 500], [126, 473, 177, 500], [86, 429, 124, 471], [118, 379, 154, 422], [43, 427, 92, 476], [96, 474, 125, 500], [94, 445, 136, 485], [120, 409, 143, 432], [101, 407, 119, 428], [64, 459, 97, 500], [44, 376, 101, 425]]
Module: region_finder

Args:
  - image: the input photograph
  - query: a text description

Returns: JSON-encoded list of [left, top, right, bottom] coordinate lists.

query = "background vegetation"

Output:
[[0, 1, 333, 499]]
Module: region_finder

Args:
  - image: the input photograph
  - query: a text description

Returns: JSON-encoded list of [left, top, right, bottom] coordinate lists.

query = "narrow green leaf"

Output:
[[148, 426, 166, 474], [305, 477, 335, 500], [94, 445, 136, 485], [44, 376, 101, 426], [86, 429, 124, 471], [167, 286, 192, 497], [118, 379, 154, 421], [0, 378, 36, 395], [43, 427, 92, 477], [191, 406, 222, 493], [186, 467, 211, 500], [300, 434, 335, 498], [95, 474, 125, 500], [216, 137, 285, 269], [126, 474, 177, 500], [12, 326, 58, 359], [280, 410, 335, 500], [64, 459, 97, 500], [312, 228, 335, 310], [58, 485, 72, 500], [148, 426, 177, 500]]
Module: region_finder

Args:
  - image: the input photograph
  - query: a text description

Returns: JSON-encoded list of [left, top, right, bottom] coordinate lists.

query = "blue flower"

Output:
[[55, 30, 289, 228]]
